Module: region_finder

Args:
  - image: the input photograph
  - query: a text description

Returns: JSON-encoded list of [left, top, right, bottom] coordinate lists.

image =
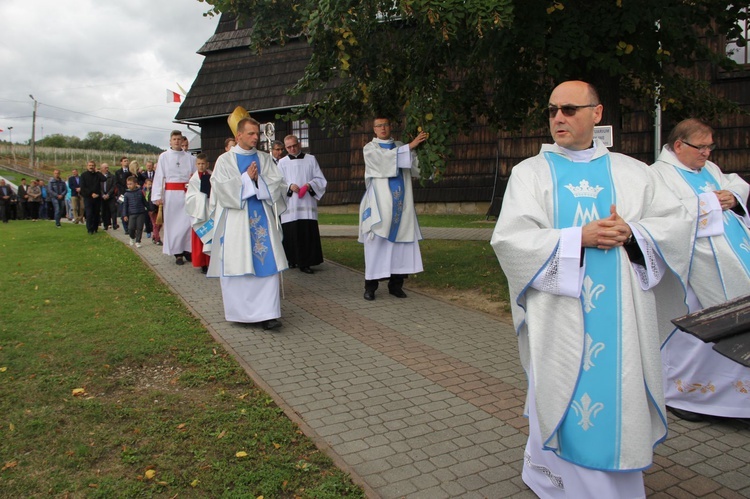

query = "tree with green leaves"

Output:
[[202, 0, 747, 180]]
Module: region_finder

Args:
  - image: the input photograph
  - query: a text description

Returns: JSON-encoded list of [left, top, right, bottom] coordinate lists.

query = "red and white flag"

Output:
[[166, 89, 182, 103]]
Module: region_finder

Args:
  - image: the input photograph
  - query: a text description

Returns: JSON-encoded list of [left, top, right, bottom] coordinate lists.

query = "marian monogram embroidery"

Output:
[[583, 333, 605, 371], [392, 185, 403, 225], [582, 275, 606, 313], [699, 181, 718, 193], [570, 393, 604, 431], [565, 180, 604, 227], [249, 210, 269, 265]]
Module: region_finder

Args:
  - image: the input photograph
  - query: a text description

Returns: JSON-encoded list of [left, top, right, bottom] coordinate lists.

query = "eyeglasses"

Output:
[[546, 104, 598, 118], [681, 140, 716, 153]]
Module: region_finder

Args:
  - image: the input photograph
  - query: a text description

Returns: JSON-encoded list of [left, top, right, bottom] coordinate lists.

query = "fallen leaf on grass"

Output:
[[190, 479, 200, 487], [235, 451, 248, 458], [88, 484, 98, 488], [273, 443, 281, 449], [9, 423, 14, 431], [0, 367, 7, 372], [72, 388, 86, 396], [239, 393, 249, 399], [145, 469, 156, 479], [217, 430, 226, 439], [176, 423, 187, 430], [2, 461, 18, 471]]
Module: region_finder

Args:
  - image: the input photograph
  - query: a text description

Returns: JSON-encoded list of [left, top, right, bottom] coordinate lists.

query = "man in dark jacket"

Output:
[[80, 161, 103, 235], [16, 178, 28, 220], [48, 169, 68, 227], [114, 156, 131, 232], [100, 164, 117, 230], [0, 179, 12, 223]]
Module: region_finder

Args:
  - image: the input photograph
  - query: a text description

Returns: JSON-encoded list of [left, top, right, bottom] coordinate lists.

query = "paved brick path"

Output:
[[106, 225, 750, 498]]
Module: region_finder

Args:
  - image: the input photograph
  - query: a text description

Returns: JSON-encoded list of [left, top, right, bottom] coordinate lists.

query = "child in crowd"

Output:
[[143, 178, 162, 246], [185, 153, 212, 273], [122, 176, 147, 248]]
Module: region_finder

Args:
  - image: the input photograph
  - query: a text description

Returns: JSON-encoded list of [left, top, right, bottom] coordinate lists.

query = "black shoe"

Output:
[[262, 318, 282, 330], [667, 406, 706, 422], [364, 290, 375, 301], [183, 251, 192, 262], [389, 289, 407, 298], [299, 266, 314, 274], [201, 266, 208, 274], [175, 256, 185, 266]]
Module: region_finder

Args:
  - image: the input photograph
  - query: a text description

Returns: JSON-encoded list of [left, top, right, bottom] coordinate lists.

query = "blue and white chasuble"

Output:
[[675, 167, 750, 276], [546, 152, 625, 470], [377, 141, 406, 243], [236, 153, 278, 277]]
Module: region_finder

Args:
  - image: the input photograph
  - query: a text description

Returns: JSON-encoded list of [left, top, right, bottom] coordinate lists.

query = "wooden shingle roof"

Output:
[[175, 15, 316, 123]]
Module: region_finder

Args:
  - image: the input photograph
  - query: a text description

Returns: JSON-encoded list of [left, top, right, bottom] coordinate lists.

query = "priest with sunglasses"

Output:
[[492, 80, 693, 498], [652, 118, 750, 423]]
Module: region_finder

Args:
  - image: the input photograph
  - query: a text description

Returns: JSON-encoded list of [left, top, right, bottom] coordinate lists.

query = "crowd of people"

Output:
[[2, 87, 748, 498]]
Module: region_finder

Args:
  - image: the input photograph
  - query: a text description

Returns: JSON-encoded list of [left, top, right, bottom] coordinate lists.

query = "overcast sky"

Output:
[[0, 0, 220, 150]]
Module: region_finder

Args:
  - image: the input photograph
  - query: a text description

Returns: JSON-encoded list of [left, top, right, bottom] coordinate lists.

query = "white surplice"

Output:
[[653, 147, 750, 417], [492, 140, 692, 497], [278, 153, 327, 223], [358, 138, 423, 280], [153, 148, 196, 255], [207, 146, 287, 323]]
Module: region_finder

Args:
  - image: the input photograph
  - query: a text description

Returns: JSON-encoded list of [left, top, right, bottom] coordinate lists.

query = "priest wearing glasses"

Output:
[[492, 80, 692, 498]]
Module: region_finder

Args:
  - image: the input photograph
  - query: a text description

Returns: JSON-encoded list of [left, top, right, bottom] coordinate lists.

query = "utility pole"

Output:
[[29, 94, 37, 169]]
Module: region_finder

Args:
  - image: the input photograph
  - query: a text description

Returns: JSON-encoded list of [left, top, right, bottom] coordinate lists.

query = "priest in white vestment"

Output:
[[358, 117, 428, 301], [492, 81, 693, 499], [278, 135, 327, 274], [207, 117, 288, 331], [153, 130, 197, 265], [652, 118, 750, 422]]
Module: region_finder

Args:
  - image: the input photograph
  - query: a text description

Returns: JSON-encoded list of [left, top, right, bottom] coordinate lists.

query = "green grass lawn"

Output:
[[0, 222, 363, 498]]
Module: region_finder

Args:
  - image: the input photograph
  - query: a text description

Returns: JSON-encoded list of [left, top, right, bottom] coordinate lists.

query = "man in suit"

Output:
[[16, 178, 29, 220], [0, 179, 12, 223], [68, 168, 84, 224], [100, 164, 118, 230], [80, 161, 102, 234], [137, 160, 155, 186]]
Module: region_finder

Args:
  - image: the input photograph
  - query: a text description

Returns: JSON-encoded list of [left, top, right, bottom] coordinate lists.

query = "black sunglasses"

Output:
[[546, 104, 598, 118]]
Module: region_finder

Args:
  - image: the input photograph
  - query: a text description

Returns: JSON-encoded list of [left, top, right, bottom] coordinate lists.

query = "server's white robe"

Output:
[[278, 153, 327, 223], [358, 138, 423, 280], [653, 147, 750, 417], [153, 148, 196, 255], [492, 141, 692, 497], [207, 146, 288, 323]]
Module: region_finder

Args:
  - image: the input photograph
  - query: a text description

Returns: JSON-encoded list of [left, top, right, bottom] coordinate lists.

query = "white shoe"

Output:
[[129, 238, 135, 246], [135, 242, 142, 248]]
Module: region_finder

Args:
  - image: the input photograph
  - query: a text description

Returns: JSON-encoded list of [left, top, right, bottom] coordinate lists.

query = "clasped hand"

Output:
[[581, 204, 632, 249]]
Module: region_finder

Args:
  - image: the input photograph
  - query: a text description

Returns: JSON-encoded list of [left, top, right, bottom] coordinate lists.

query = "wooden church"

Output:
[[175, 14, 750, 214]]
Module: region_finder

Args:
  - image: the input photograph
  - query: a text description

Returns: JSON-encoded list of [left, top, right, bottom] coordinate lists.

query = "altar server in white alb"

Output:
[[492, 80, 693, 499], [207, 115, 288, 331], [358, 117, 428, 301], [153, 130, 196, 265], [278, 134, 327, 274], [652, 118, 750, 422]]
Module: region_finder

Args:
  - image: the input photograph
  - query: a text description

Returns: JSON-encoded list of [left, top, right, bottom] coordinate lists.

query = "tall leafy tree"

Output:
[[202, 0, 747, 179]]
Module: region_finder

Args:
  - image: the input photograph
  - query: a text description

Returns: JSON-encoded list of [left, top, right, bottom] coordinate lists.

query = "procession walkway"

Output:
[[107, 225, 750, 498]]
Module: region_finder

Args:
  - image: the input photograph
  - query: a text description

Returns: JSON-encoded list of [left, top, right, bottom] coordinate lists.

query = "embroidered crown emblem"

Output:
[[699, 181, 717, 193], [565, 180, 604, 199]]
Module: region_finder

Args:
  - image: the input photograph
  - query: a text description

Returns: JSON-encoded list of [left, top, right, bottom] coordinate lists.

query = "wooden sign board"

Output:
[[671, 294, 750, 367]]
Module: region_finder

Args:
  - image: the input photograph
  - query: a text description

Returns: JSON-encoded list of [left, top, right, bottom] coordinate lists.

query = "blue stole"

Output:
[[546, 152, 623, 470], [236, 153, 278, 277], [675, 167, 750, 276], [378, 142, 405, 242]]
